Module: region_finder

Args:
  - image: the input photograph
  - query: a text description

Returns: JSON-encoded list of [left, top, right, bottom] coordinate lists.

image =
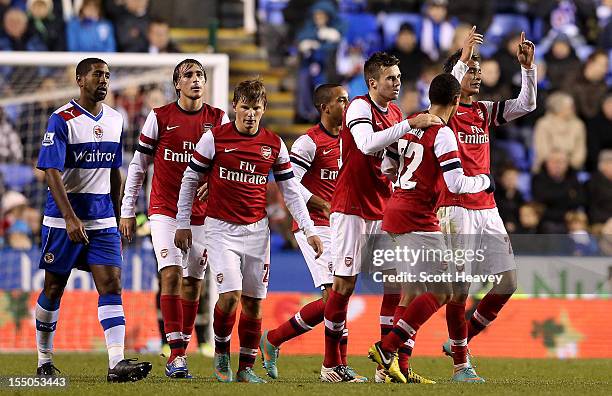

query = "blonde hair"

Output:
[[546, 91, 574, 114]]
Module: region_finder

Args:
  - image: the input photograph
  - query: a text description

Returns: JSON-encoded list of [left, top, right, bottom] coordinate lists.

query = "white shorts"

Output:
[[437, 206, 515, 275], [295, 226, 333, 288], [149, 214, 207, 279], [386, 231, 449, 276], [330, 213, 394, 277], [204, 216, 270, 299]]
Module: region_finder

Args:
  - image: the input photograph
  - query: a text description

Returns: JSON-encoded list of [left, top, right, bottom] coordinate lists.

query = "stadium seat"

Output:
[[0, 164, 35, 192], [485, 14, 531, 46], [339, 12, 382, 53], [381, 13, 422, 49], [259, 0, 289, 25], [517, 171, 532, 201], [496, 140, 530, 171], [339, 0, 367, 13]]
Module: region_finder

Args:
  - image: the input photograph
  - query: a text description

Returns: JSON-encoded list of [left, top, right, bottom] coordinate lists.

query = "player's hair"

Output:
[[75, 58, 108, 78], [442, 49, 480, 73], [173, 58, 206, 97], [313, 83, 343, 114], [232, 79, 267, 108], [428, 73, 461, 106], [363, 51, 400, 89]]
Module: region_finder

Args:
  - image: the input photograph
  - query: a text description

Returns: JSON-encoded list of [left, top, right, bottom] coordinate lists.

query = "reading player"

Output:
[[438, 32, 536, 374], [259, 84, 365, 381], [320, 51, 442, 383], [174, 80, 323, 383], [35, 58, 151, 382], [120, 59, 229, 378], [368, 73, 494, 383]]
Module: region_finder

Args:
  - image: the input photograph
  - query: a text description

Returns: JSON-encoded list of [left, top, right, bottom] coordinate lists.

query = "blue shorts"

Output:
[[39, 226, 122, 275]]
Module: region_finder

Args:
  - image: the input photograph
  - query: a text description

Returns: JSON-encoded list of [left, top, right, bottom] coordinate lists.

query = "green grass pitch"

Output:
[[1, 354, 611, 395]]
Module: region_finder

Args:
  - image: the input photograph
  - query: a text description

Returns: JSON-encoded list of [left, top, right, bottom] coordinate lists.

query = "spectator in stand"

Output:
[[588, 150, 612, 228], [0, 7, 46, 50], [446, 0, 493, 32], [295, 0, 343, 122], [568, 50, 610, 122], [398, 83, 419, 116], [448, 23, 472, 54], [532, 92, 586, 172], [598, 0, 612, 49], [336, 40, 366, 98], [517, 202, 544, 234], [147, 17, 179, 53], [565, 210, 599, 256], [493, 31, 524, 96], [366, 0, 421, 14], [26, 0, 64, 51], [0, 107, 23, 163], [387, 22, 430, 85], [420, 0, 454, 62], [597, 218, 612, 255], [519, 61, 552, 128], [532, 0, 599, 46], [586, 92, 612, 171], [543, 35, 582, 91], [107, 0, 149, 52], [532, 149, 585, 234], [479, 58, 512, 103], [495, 167, 525, 233], [1, 190, 35, 250], [66, 0, 116, 52]]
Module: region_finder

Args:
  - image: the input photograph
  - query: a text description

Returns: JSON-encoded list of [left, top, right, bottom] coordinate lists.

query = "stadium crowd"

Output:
[[1, 0, 612, 254]]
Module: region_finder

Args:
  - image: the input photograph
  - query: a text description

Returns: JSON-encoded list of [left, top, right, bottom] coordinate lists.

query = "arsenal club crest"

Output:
[[160, 248, 169, 258], [261, 145, 272, 159], [216, 273, 224, 284], [93, 125, 103, 140], [202, 123, 213, 133], [344, 257, 353, 267]]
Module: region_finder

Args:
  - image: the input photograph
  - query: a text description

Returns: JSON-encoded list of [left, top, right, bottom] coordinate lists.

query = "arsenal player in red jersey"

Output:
[[258, 84, 365, 381], [320, 51, 442, 383], [368, 73, 494, 384], [174, 79, 323, 383], [120, 59, 229, 378], [437, 32, 536, 377]]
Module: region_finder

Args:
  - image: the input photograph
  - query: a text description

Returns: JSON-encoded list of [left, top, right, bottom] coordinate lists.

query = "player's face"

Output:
[[233, 98, 265, 134], [176, 63, 206, 100], [371, 65, 401, 101], [461, 60, 481, 96], [79, 63, 110, 102], [325, 87, 349, 126]]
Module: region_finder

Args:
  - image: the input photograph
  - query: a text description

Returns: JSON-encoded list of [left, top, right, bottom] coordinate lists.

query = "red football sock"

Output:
[[160, 294, 184, 362], [340, 328, 348, 366], [382, 293, 440, 353], [181, 298, 199, 350], [446, 301, 468, 367], [267, 298, 324, 347], [380, 293, 401, 338], [323, 290, 350, 368], [238, 313, 262, 371], [468, 293, 512, 342], [213, 304, 236, 354], [393, 306, 414, 372]]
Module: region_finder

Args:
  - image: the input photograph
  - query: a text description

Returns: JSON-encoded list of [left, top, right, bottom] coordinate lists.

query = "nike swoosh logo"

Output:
[[224, 148, 238, 152], [323, 149, 333, 155], [376, 122, 383, 126], [456, 112, 467, 116], [378, 345, 391, 365], [167, 125, 180, 130]]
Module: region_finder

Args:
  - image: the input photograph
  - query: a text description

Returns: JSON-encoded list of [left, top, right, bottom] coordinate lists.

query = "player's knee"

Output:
[[333, 276, 356, 296], [160, 266, 182, 294], [241, 296, 262, 319], [98, 279, 122, 295], [435, 293, 452, 306], [181, 277, 201, 300], [44, 284, 65, 301], [218, 291, 241, 312]]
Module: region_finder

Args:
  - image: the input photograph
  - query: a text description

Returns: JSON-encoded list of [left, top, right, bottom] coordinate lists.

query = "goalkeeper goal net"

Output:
[[0, 51, 228, 353]]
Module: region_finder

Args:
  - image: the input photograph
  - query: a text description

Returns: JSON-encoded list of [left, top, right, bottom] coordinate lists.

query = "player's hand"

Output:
[[307, 235, 324, 259], [65, 215, 89, 244], [119, 217, 136, 243], [196, 182, 209, 201], [307, 195, 331, 219], [516, 31, 535, 69], [460, 25, 484, 64], [174, 228, 192, 253], [408, 113, 443, 130]]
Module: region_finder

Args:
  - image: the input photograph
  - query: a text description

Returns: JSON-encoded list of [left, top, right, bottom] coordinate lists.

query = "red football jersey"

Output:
[[383, 124, 462, 234], [190, 122, 293, 225], [290, 123, 340, 230], [438, 101, 500, 210], [136, 102, 226, 225], [331, 95, 403, 220]]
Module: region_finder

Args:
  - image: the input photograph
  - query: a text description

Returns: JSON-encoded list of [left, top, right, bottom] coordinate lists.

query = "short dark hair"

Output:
[[313, 83, 342, 114], [363, 51, 400, 88], [173, 58, 206, 97], [429, 73, 461, 106], [442, 49, 480, 74], [398, 22, 415, 34], [232, 79, 267, 107], [149, 17, 169, 28], [76, 57, 107, 78]]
